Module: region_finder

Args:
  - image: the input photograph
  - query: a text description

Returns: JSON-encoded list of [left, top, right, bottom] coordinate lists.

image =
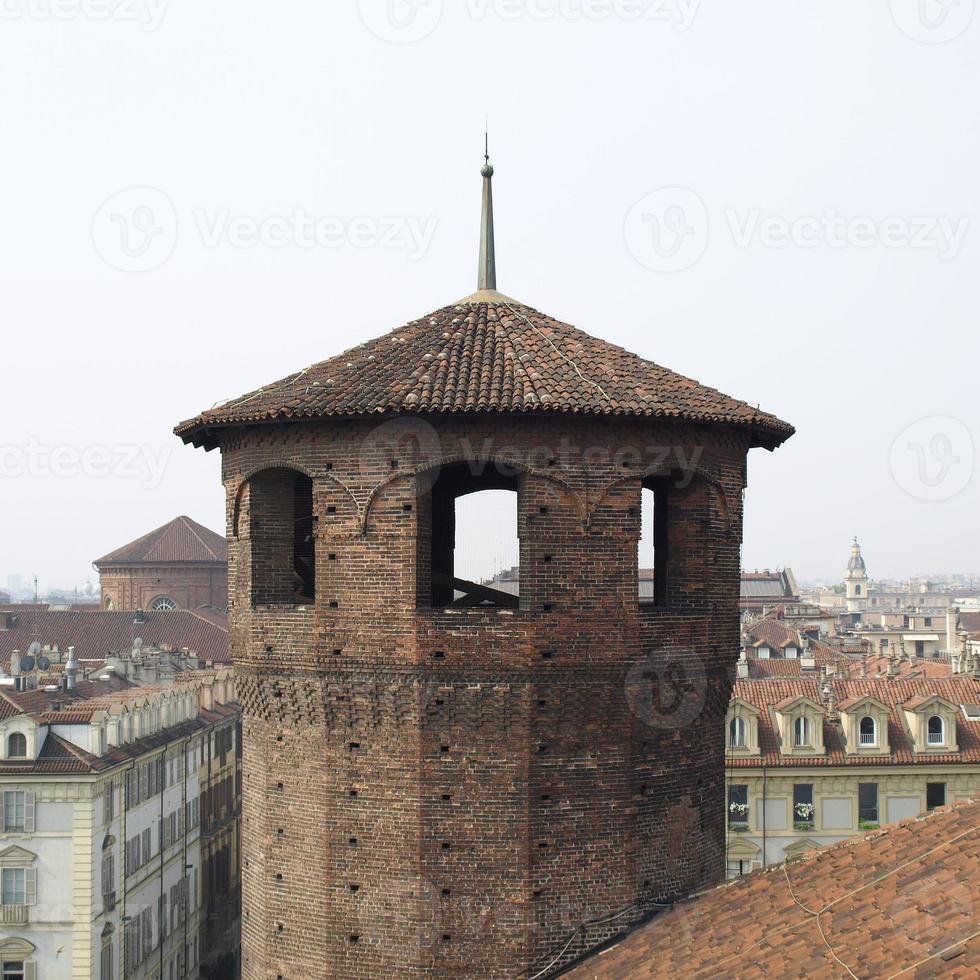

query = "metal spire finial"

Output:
[[478, 132, 496, 291]]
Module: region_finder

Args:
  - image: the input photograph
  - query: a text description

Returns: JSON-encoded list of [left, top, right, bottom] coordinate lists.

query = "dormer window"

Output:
[[793, 716, 811, 747], [757, 644, 770, 659], [859, 716, 877, 746], [6, 733, 26, 758], [729, 717, 746, 748], [927, 715, 944, 745]]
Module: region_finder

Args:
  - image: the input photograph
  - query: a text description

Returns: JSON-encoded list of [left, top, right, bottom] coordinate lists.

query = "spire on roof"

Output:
[[477, 135, 496, 292]]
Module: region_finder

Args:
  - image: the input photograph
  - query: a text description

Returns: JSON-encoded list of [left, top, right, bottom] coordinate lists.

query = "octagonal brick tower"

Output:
[[176, 158, 793, 979]]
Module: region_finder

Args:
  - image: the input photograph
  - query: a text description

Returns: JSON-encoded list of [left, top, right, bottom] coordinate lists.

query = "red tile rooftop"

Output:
[[565, 799, 980, 979], [176, 300, 793, 451]]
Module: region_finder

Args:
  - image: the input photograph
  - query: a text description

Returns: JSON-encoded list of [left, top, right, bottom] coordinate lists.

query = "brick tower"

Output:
[[176, 157, 792, 978]]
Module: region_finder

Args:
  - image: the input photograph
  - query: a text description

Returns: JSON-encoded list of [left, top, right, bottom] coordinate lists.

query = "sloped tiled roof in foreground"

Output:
[[176, 295, 794, 450], [566, 799, 980, 979], [95, 515, 227, 565]]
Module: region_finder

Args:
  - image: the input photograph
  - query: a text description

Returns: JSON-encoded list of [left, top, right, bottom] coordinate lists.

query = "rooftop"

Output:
[[565, 799, 980, 979], [176, 158, 793, 452], [94, 515, 228, 565]]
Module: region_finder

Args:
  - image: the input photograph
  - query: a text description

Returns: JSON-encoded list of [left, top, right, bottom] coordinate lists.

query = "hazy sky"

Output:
[[1, 0, 978, 591]]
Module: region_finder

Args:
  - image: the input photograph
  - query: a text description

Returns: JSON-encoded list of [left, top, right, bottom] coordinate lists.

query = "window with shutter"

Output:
[[24, 868, 37, 906], [23, 794, 34, 834]]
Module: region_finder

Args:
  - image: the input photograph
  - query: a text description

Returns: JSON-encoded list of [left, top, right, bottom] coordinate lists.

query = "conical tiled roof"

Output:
[[176, 296, 793, 450], [95, 516, 228, 565]]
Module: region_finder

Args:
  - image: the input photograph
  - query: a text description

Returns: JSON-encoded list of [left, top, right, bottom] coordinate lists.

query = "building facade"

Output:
[[177, 160, 793, 977], [95, 517, 228, 614], [723, 668, 980, 874], [0, 671, 239, 979]]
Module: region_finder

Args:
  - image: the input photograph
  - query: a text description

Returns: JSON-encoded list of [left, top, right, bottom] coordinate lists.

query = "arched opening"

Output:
[[729, 716, 746, 748], [150, 596, 176, 612], [247, 468, 315, 605], [103, 596, 114, 611], [638, 477, 669, 606], [418, 463, 520, 608], [855, 584, 862, 595], [859, 716, 877, 746], [793, 715, 811, 747], [927, 715, 944, 745], [7, 733, 27, 758]]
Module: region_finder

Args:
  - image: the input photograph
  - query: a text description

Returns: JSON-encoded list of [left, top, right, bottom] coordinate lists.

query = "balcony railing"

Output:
[[1, 904, 28, 924], [859, 733, 876, 745]]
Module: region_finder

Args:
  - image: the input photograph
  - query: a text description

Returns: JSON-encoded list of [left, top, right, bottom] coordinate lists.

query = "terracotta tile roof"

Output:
[[95, 515, 227, 564], [565, 800, 980, 979], [0, 609, 228, 666], [727, 674, 980, 767], [175, 300, 794, 450], [960, 611, 980, 636]]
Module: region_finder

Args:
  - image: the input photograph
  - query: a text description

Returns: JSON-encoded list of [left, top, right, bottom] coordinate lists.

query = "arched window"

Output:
[[150, 596, 177, 611], [729, 717, 746, 748], [859, 716, 877, 746], [103, 596, 114, 611], [246, 468, 316, 605], [793, 715, 811, 747], [418, 463, 520, 609], [7, 733, 27, 758], [855, 584, 862, 596], [927, 715, 944, 745]]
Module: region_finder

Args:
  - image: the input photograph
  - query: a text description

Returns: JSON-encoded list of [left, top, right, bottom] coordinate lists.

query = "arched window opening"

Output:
[[729, 717, 746, 748], [855, 584, 862, 595], [927, 715, 944, 745], [7, 733, 27, 758], [793, 715, 811, 747], [638, 478, 669, 606], [150, 596, 177, 612], [103, 596, 114, 611], [248, 469, 315, 605], [859, 716, 877, 746], [419, 464, 519, 608]]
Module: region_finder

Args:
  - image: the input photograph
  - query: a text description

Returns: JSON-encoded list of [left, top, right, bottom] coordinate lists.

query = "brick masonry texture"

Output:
[[199, 408, 763, 979]]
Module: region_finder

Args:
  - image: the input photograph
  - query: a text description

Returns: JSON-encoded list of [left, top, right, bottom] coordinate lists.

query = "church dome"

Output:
[[847, 537, 866, 572]]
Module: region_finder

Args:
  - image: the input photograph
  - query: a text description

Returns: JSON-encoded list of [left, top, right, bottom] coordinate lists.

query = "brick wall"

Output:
[[220, 414, 750, 978], [99, 562, 228, 611]]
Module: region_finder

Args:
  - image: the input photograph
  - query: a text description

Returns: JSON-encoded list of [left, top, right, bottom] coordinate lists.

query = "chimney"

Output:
[[65, 646, 78, 691], [10, 649, 21, 678], [946, 606, 958, 656], [736, 650, 749, 680]]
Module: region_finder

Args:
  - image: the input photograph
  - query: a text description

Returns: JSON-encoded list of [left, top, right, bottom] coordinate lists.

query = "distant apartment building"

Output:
[[94, 517, 228, 614], [724, 644, 980, 875], [0, 669, 240, 979]]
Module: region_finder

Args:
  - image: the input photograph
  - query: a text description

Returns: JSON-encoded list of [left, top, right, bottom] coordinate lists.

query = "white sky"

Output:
[[1, 0, 978, 591]]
